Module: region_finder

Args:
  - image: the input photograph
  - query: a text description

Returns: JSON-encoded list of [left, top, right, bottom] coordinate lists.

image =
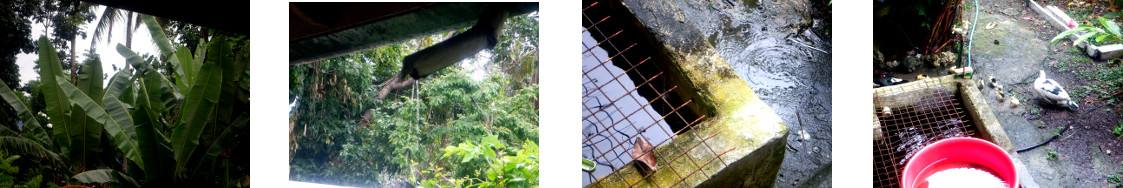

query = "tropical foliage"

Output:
[[0, 13, 249, 187], [1052, 14, 1123, 46], [290, 12, 539, 188]]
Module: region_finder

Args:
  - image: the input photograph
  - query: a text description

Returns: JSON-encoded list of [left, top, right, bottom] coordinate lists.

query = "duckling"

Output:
[[977, 79, 985, 89], [997, 90, 1006, 101], [988, 75, 998, 88], [1010, 96, 1021, 106], [916, 74, 929, 81], [882, 106, 893, 116]]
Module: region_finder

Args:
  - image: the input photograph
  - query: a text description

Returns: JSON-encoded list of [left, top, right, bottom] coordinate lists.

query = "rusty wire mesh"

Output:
[[872, 81, 979, 188], [580, 1, 730, 187]]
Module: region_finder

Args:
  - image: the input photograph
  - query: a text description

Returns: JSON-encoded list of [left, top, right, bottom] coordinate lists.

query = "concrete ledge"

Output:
[[873, 76, 1013, 150], [873, 75, 1037, 187]]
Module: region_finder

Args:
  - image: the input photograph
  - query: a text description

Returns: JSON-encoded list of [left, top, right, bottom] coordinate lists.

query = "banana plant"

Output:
[[75, 14, 248, 187], [0, 13, 249, 187]]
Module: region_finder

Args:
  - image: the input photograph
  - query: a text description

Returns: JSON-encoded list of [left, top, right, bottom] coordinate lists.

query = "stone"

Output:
[[878, 60, 900, 70], [938, 51, 957, 67], [926, 51, 958, 67], [902, 55, 923, 73]]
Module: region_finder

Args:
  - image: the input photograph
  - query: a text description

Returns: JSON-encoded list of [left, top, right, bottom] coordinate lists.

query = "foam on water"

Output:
[[924, 167, 1007, 188]]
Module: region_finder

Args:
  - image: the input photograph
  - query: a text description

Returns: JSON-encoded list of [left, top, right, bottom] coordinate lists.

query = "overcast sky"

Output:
[[14, 5, 160, 87]]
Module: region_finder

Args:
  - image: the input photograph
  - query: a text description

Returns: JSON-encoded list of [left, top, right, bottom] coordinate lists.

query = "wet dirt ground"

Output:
[[879, 0, 1123, 187], [676, 0, 832, 187]]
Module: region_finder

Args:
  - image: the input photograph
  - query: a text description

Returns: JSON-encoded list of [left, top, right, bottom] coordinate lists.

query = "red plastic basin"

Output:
[[901, 137, 1018, 188]]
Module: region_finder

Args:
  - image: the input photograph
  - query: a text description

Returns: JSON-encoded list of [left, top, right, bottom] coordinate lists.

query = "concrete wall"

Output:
[[585, 0, 788, 187]]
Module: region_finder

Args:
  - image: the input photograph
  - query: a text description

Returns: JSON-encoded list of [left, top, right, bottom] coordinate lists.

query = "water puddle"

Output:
[[677, 0, 832, 186]]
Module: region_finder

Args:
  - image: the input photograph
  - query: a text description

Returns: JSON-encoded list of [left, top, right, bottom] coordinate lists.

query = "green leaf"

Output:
[[171, 58, 224, 178], [77, 57, 104, 105], [103, 96, 136, 141], [192, 39, 209, 77], [174, 46, 195, 93], [103, 68, 133, 102], [37, 36, 73, 156], [72, 169, 140, 187], [141, 14, 175, 58], [133, 101, 173, 185], [65, 104, 102, 167], [116, 44, 152, 72], [189, 115, 248, 181], [0, 79, 52, 148], [56, 78, 144, 171], [462, 152, 475, 163], [144, 72, 167, 114], [1052, 25, 1103, 43], [1101, 17, 1123, 40], [1076, 32, 1099, 46], [156, 73, 183, 112]]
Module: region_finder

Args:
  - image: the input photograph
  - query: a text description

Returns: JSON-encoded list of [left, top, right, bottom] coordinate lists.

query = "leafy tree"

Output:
[[0, 0, 40, 134], [290, 12, 539, 187]]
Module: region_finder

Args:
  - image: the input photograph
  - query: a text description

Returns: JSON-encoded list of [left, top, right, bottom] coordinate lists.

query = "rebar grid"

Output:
[[580, 1, 731, 187], [872, 81, 978, 188]]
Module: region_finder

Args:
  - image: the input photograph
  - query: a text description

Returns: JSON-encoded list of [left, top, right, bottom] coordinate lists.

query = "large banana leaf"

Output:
[[56, 78, 144, 171], [37, 35, 73, 158], [171, 57, 224, 178], [116, 44, 152, 72], [69, 58, 107, 168], [141, 15, 174, 58], [103, 68, 133, 103], [177, 45, 197, 81], [77, 58, 104, 105], [103, 70, 137, 141], [0, 79, 52, 148], [155, 73, 182, 112], [174, 46, 194, 94], [72, 169, 139, 187], [214, 38, 248, 137], [189, 115, 247, 181], [103, 96, 136, 141], [141, 14, 193, 95], [144, 72, 167, 115], [134, 83, 173, 185], [64, 104, 102, 167], [193, 39, 208, 75]]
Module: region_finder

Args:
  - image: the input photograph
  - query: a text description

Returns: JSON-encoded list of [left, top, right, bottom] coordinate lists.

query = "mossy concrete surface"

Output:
[[586, 0, 788, 187]]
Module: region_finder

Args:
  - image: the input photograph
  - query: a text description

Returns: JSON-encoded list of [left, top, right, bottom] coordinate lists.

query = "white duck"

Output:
[[1033, 70, 1079, 110]]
